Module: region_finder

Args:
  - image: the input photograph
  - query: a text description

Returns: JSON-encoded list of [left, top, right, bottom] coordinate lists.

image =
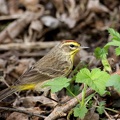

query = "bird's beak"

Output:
[[81, 46, 89, 49]]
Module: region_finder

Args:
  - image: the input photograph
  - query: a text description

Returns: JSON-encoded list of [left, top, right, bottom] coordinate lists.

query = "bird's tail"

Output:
[[0, 87, 19, 101], [0, 84, 36, 101]]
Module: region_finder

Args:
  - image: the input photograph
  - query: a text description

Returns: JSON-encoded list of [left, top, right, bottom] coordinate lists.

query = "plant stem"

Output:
[[81, 83, 87, 106], [105, 107, 119, 114], [66, 87, 81, 104]]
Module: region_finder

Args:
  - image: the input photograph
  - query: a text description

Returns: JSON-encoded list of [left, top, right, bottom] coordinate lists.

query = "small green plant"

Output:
[[94, 47, 111, 72], [105, 28, 120, 56], [73, 103, 88, 119], [44, 28, 120, 119], [44, 68, 110, 119], [96, 101, 106, 114], [76, 68, 110, 95], [105, 28, 120, 92]]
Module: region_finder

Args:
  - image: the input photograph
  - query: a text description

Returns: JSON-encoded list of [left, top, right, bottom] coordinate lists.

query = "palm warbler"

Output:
[[0, 40, 81, 101]]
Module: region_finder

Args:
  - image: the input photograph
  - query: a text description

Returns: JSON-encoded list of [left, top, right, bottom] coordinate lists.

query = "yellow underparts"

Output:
[[18, 84, 36, 91], [70, 49, 79, 62]]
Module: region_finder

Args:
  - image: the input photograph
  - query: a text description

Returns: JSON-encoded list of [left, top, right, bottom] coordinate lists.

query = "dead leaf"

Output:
[[13, 96, 56, 108], [0, 11, 44, 43], [14, 59, 35, 75], [19, 0, 39, 12], [7, 112, 28, 120], [29, 20, 43, 33], [87, 0, 109, 13], [0, 0, 8, 15], [83, 108, 99, 120], [51, 0, 65, 14], [59, 13, 76, 28], [41, 16, 60, 28], [6, 107, 42, 120]]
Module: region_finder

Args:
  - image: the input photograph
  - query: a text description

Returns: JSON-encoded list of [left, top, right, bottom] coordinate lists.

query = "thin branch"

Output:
[[0, 107, 46, 119], [0, 41, 59, 51], [0, 14, 21, 21], [104, 110, 112, 120]]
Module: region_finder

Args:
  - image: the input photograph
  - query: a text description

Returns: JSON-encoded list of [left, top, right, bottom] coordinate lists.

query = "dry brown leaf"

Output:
[[19, 0, 39, 12], [41, 16, 60, 28], [83, 108, 99, 120], [28, 20, 43, 41], [7, 0, 22, 14], [0, 11, 44, 43], [87, 0, 109, 13], [13, 96, 56, 108], [0, 0, 8, 15], [59, 13, 76, 28], [64, 0, 76, 14], [14, 59, 35, 75], [6, 107, 42, 120], [51, 0, 65, 14], [7, 112, 28, 120], [95, 20, 105, 30], [29, 20, 43, 33], [0, 59, 7, 68]]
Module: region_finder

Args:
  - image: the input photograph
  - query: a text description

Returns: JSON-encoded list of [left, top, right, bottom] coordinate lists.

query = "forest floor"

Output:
[[0, 0, 120, 120]]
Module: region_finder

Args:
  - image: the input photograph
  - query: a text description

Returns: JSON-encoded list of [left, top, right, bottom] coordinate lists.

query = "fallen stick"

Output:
[[0, 41, 59, 51], [0, 14, 21, 21], [0, 107, 46, 119], [45, 88, 94, 120]]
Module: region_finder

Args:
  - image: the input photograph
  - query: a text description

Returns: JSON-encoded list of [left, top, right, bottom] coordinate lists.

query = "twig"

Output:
[[104, 110, 113, 120], [0, 107, 46, 119], [18, 52, 46, 57], [45, 88, 94, 120], [0, 41, 59, 51], [94, 96, 114, 120], [0, 14, 21, 21]]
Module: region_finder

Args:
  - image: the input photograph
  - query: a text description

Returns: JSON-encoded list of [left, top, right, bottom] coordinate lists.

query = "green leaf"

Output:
[[97, 101, 105, 114], [108, 28, 120, 41], [101, 58, 111, 72], [105, 28, 120, 56], [105, 41, 120, 48], [115, 47, 120, 56], [74, 104, 88, 119], [106, 74, 120, 92], [94, 47, 111, 72], [76, 68, 110, 95], [43, 77, 70, 93], [94, 47, 108, 59]]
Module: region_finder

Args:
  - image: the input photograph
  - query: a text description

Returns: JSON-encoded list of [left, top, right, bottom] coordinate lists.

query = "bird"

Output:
[[0, 40, 81, 101]]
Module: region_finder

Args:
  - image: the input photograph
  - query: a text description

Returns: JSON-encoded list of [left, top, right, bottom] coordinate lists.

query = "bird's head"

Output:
[[59, 40, 81, 61]]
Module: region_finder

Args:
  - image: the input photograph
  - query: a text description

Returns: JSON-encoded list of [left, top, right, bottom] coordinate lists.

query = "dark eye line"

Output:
[[70, 44, 75, 48]]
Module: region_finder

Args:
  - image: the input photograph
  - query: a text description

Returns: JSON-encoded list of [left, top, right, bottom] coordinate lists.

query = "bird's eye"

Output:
[[69, 44, 75, 48]]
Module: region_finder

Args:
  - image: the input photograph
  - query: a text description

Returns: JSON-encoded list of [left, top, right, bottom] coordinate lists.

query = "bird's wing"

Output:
[[15, 66, 65, 85]]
